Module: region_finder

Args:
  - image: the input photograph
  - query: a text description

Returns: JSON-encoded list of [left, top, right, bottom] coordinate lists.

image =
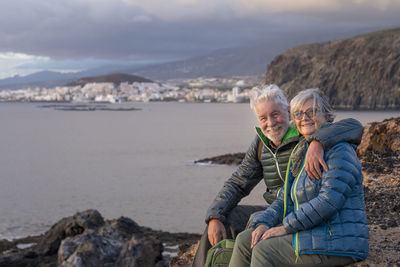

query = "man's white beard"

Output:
[[265, 126, 287, 145]]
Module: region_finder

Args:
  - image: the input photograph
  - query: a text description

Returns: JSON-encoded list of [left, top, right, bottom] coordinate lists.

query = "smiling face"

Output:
[[254, 99, 290, 146], [294, 98, 327, 139]]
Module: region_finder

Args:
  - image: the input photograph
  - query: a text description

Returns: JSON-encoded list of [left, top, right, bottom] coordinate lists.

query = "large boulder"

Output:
[[357, 117, 400, 156], [357, 117, 400, 174]]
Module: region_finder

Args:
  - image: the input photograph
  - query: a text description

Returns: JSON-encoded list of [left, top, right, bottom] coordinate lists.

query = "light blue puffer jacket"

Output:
[[252, 141, 369, 260]]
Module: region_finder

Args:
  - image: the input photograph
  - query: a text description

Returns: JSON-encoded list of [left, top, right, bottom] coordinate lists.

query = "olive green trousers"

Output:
[[191, 205, 266, 267], [229, 229, 358, 267]]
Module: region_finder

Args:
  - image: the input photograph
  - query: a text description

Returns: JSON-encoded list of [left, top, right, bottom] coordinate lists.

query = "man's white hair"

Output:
[[250, 84, 288, 112]]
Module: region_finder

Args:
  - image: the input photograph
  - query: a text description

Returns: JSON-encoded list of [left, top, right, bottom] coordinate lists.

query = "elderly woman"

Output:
[[229, 88, 369, 267]]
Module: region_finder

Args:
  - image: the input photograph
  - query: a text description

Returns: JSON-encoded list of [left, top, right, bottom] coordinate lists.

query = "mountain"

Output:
[[0, 43, 283, 89], [264, 28, 400, 110], [65, 73, 153, 87], [0, 71, 79, 90], [129, 44, 287, 80]]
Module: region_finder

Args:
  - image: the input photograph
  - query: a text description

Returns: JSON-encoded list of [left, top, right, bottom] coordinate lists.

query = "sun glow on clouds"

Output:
[[0, 53, 50, 79], [122, 0, 399, 19]]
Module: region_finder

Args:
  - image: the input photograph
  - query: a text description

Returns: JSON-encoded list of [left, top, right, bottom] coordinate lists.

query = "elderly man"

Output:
[[192, 84, 363, 267]]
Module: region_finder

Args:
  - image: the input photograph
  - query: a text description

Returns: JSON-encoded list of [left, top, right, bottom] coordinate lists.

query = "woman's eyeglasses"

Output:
[[293, 108, 320, 120]]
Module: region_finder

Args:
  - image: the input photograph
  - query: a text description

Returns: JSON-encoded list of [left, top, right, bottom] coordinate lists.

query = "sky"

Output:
[[0, 0, 399, 79]]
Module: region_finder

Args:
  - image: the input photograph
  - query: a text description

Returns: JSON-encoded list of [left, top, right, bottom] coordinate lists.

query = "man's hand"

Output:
[[251, 224, 268, 248], [305, 141, 328, 179], [208, 219, 227, 246]]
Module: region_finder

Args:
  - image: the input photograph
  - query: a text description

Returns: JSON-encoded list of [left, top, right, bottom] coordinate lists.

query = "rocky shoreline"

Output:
[[1, 117, 399, 266], [0, 210, 200, 267]]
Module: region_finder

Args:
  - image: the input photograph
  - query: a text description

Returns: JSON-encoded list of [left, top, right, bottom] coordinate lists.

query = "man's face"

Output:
[[254, 99, 290, 146]]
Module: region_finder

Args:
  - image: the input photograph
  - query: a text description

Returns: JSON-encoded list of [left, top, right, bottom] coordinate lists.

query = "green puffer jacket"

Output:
[[205, 118, 363, 224]]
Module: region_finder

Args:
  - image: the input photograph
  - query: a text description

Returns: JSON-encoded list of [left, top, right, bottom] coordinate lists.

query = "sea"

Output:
[[0, 102, 398, 240]]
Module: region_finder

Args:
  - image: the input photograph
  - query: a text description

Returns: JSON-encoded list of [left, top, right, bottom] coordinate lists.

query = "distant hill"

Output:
[[264, 28, 400, 110], [129, 44, 287, 80], [0, 43, 280, 89], [0, 71, 79, 90], [65, 73, 153, 87]]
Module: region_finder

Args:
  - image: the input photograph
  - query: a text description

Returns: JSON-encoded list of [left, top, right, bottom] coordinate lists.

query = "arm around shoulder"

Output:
[[309, 118, 363, 150]]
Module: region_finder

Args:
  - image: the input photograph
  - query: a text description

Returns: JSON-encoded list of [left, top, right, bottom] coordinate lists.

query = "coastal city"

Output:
[[0, 76, 262, 103]]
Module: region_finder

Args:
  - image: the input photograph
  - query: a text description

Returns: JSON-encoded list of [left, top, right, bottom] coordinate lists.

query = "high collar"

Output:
[[255, 125, 299, 148]]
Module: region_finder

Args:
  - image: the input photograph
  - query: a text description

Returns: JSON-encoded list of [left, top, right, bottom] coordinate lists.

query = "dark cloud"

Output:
[[0, 0, 399, 62]]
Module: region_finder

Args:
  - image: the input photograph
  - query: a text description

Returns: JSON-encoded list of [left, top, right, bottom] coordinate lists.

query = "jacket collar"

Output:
[[255, 125, 299, 148]]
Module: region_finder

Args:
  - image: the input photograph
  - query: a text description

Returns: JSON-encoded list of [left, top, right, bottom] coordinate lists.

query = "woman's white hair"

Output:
[[290, 88, 335, 122], [250, 84, 288, 112]]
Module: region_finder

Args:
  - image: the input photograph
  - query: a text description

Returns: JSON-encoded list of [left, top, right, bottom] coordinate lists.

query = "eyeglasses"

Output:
[[293, 108, 320, 120]]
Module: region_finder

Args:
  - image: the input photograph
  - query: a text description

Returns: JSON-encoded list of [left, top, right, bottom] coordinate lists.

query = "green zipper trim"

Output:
[[283, 143, 300, 218], [293, 164, 306, 262], [327, 221, 333, 236], [255, 125, 299, 147]]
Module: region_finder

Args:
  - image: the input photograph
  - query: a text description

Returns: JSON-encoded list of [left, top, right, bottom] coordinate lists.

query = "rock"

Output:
[[116, 235, 162, 267], [357, 117, 400, 174], [58, 230, 124, 267], [264, 28, 400, 110], [357, 117, 400, 156], [37, 209, 105, 255], [0, 239, 15, 253], [194, 153, 245, 165], [169, 242, 198, 267], [104, 217, 142, 239]]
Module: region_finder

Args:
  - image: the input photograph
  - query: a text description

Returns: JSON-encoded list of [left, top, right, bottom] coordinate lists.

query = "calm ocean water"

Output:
[[0, 102, 398, 239]]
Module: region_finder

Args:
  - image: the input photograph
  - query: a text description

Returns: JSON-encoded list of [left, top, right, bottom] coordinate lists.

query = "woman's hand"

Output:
[[305, 140, 328, 179], [251, 225, 287, 248], [251, 224, 268, 248]]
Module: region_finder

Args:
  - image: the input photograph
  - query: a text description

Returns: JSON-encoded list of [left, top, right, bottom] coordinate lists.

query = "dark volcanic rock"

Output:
[[0, 210, 199, 267], [194, 153, 245, 165], [116, 235, 162, 267], [264, 28, 400, 110], [37, 209, 104, 256]]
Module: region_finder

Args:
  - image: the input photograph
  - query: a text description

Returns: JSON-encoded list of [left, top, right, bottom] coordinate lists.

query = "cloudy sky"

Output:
[[0, 0, 399, 78]]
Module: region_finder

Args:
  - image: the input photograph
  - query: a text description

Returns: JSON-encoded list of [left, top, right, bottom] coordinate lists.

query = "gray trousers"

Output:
[[191, 205, 266, 267], [229, 228, 358, 267]]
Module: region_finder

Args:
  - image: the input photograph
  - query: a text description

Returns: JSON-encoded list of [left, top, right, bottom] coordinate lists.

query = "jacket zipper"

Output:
[[264, 145, 284, 182]]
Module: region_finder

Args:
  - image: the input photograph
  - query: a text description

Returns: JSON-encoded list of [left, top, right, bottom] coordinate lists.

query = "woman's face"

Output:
[[293, 98, 327, 139]]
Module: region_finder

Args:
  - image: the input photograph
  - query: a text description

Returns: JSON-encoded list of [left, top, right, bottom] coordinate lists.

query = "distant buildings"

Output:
[[0, 76, 259, 103]]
